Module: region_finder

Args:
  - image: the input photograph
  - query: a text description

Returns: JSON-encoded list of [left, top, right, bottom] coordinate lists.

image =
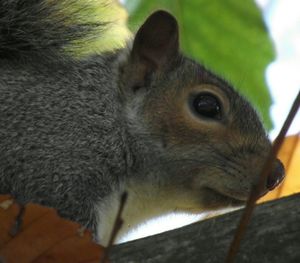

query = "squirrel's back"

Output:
[[0, 58, 128, 228], [0, 0, 128, 232]]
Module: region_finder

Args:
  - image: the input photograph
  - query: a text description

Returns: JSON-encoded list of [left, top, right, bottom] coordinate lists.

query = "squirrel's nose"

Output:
[[266, 159, 285, 191]]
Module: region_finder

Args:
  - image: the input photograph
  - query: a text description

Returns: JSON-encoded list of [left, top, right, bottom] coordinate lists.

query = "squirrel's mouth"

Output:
[[201, 187, 246, 210]]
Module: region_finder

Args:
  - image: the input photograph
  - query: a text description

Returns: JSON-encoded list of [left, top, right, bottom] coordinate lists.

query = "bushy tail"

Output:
[[0, 0, 108, 59]]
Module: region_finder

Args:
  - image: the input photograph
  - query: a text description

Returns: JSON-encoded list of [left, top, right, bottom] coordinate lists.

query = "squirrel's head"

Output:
[[118, 11, 285, 212]]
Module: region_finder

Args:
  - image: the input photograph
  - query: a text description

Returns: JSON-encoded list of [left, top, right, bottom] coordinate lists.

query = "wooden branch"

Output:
[[110, 193, 300, 262]]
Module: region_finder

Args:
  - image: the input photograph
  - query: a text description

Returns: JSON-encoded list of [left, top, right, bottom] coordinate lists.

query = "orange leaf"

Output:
[[0, 195, 108, 263]]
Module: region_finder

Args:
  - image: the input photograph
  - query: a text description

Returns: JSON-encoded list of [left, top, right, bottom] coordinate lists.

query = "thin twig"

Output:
[[100, 191, 128, 263], [225, 90, 300, 263], [10, 203, 25, 236]]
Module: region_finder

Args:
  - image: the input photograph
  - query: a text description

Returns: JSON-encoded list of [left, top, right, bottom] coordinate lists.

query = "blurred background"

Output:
[[116, 0, 300, 242], [256, 0, 300, 139]]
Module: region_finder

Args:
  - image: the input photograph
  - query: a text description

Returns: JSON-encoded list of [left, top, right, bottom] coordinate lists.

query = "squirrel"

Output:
[[0, 0, 285, 245]]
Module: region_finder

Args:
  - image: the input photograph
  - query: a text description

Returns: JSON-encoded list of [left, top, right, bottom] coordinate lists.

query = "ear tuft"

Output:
[[132, 10, 179, 69]]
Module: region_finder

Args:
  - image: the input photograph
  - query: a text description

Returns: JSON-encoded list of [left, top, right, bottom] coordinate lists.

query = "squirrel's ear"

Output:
[[131, 10, 179, 70]]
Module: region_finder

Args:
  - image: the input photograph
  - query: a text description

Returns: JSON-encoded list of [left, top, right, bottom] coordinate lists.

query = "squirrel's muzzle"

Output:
[[266, 159, 285, 191]]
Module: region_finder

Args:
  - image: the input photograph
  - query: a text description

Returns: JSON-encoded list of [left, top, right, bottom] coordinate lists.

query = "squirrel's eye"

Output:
[[192, 93, 222, 120]]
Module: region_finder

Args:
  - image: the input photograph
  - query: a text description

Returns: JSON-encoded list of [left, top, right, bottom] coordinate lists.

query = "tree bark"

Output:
[[110, 193, 300, 263]]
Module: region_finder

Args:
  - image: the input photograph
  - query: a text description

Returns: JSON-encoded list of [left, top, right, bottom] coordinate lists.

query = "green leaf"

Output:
[[125, 0, 275, 129]]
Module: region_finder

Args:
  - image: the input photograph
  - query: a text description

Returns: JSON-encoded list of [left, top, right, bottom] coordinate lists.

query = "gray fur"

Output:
[[0, 54, 127, 232]]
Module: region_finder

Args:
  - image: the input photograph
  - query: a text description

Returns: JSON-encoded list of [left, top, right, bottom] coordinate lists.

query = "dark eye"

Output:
[[192, 93, 222, 120]]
